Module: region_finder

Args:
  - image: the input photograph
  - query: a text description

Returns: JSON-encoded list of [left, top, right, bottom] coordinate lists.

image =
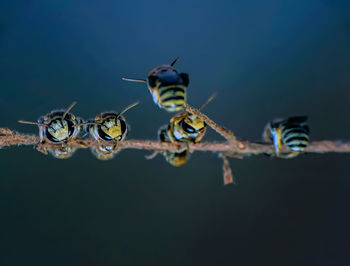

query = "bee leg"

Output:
[[185, 142, 191, 153], [35, 140, 48, 155], [110, 143, 119, 153], [279, 151, 300, 159], [76, 138, 89, 148]]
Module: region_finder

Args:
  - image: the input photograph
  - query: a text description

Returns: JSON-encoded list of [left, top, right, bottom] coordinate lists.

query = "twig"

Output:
[[185, 104, 238, 147], [1, 128, 350, 156]]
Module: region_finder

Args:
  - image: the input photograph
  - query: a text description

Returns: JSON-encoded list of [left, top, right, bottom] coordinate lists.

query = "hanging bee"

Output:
[[263, 116, 310, 158], [157, 125, 190, 167], [87, 102, 139, 160], [122, 57, 189, 112], [167, 93, 216, 144], [49, 146, 77, 159], [18, 101, 81, 159]]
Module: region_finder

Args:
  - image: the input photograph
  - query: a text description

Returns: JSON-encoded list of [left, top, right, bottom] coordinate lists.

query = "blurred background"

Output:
[[1, 0, 350, 265]]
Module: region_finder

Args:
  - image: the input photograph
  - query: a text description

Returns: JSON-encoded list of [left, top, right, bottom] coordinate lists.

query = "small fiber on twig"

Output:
[[145, 150, 160, 160], [219, 153, 234, 185]]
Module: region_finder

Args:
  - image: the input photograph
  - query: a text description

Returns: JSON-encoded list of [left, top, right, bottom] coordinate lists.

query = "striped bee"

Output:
[[167, 93, 216, 144], [158, 125, 190, 167], [18, 101, 81, 159], [122, 57, 189, 112], [263, 116, 310, 158], [88, 102, 139, 160]]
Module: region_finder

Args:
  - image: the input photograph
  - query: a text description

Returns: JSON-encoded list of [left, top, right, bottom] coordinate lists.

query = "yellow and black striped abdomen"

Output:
[[281, 123, 310, 152], [156, 84, 187, 112]]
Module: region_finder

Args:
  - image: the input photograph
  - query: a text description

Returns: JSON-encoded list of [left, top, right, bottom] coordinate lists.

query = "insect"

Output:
[[157, 125, 190, 167], [49, 146, 77, 159], [167, 93, 216, 144], [122, 57, 189, 112], [263, 116, 310, 158], [87, 102, 139, 160], [18, 101, 81, 159]]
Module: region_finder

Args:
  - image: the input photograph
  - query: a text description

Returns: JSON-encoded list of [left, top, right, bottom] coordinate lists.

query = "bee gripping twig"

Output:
[[2, 128, 350, 156], [185, 104, 239, 149]]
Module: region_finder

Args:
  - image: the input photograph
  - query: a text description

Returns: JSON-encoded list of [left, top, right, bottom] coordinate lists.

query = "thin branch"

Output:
[[185, 104, 238, 147], [1, 128, 350, 157]]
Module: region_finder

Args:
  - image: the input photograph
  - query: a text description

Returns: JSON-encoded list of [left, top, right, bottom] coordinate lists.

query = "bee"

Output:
[[18, 101, 81, 159], [49, 146, 77, 159], [122, 57, 189, 112], [158, 125, 190, 167], [87, 102, 139, 160], [263, 116, 310, 158], [167, 93, 216, 144]]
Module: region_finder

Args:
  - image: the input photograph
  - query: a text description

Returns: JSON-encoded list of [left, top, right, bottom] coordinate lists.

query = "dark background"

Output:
[[1, 1, 350, 265]]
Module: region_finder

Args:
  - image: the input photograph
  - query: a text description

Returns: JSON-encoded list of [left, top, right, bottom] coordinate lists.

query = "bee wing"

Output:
[[302, 124, 310, 134], [286, 116, 308, 124], [179, 73, 189, 86]]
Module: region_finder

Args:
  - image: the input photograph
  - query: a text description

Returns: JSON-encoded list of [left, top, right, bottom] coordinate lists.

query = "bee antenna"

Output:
[[117, 101, 139, 117], [170, 57, 180, 67], [122, 77, 147, 83], [199, 93, 217, 111], [62, 101, 77, 119], [18, 120, 48, 127]]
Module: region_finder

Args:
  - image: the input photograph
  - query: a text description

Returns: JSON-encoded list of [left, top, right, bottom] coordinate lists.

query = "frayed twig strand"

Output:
[[1, 128, 350, 157], [145, 150, 160, 160], [219, 153, 235, 185]]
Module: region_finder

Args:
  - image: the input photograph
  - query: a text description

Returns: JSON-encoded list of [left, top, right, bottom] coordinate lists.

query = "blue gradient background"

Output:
[[1, 1, 350, 265]]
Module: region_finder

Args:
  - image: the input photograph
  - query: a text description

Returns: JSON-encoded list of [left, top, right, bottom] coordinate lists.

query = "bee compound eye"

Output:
[[180, 119, 196, 134], [119, 119, 127, 137], [45, 128, 58, 142], [147, 75, 158, 88], [97, 125, 113, 141]]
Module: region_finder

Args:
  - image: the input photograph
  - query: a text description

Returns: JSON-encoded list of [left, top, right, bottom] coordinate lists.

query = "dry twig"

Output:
[[1, 105, 350, 185], [1, 128, 350, 156]]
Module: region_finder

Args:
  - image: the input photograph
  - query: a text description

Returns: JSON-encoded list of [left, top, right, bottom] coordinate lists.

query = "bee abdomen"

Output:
[[282, 128, 309, 151], [158, 85, 186, 111], [159, 86, 185, 97]]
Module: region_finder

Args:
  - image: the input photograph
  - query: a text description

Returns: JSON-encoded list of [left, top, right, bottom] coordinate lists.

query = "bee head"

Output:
[[181, 114, 205, 134], [96, 115, 126, 141], [18, 101, 79, 143], [92, 102, 138, 142], [45, 116, 75, 142]]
